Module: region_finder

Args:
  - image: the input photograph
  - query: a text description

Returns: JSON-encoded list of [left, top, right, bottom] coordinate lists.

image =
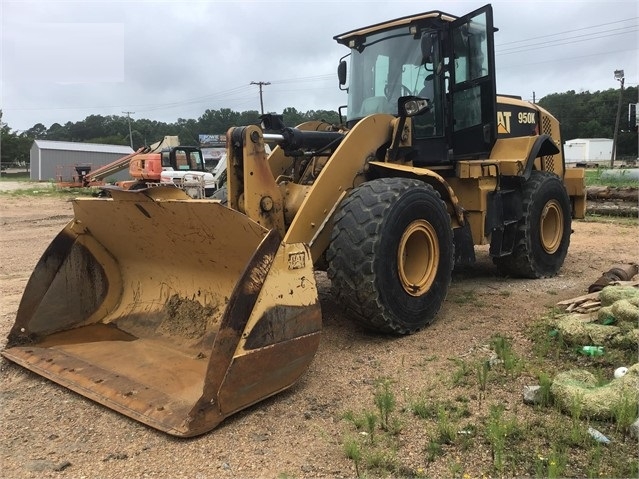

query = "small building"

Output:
[[30, 140, 134, 182], [199, 134, 226, 172], [563, 138, 613, 165]]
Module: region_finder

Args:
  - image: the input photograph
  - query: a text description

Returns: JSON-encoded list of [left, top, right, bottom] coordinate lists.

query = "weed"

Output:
[[424, 438, 443, 463], [537, 372, 553, 408], [364, 447, 397, 473], [529, 320, 566, 363], [586, 442, 603, 478], [364, 410, 377, 442], [436, 406, 456, 445], [373, 378, 396, 431], [448, 460, 463, 477], [451, 289, 484, 306], [342, 410, 355, 423], [343, 437, 362, 477], [613, 390, 639, 438], [410, 395, 437, 420], [342, 410, 366, 430], [485, 404, 521, 475], [547, 447, 567, 478], [457, 424, 475, 451], [491, 335, 510, 361], [386, 415, 404, 436], [417, 354, 438, 365], [486, 406, 507, 474], [451, 358, 472, 386], [534, 453, 546, 479], [491, 334, 521, 376], [476, 360, 489, 399], [569, 392, 584, 444]]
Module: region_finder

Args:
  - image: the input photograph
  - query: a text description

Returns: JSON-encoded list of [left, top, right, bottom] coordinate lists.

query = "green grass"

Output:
[[0, 185, 97, 197], [340, 305, 638, 478], [0, 174, 30, 181], [584, 168, 639, 187], [583, 214, 639, 227]]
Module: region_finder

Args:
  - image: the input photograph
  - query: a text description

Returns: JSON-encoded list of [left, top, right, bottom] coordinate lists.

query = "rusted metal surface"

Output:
[[2, 188, 321, 436], [185, 228, 283, 430], [588, 263, 639, 293], [8, 229, 111, 344]]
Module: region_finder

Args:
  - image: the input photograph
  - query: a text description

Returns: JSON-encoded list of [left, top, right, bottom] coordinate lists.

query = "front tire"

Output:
[[494, 171, 571, 278], [327, 178, 453, 335]]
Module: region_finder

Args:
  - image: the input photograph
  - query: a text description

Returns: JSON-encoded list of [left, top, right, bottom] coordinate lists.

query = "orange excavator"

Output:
[[114, 145, 216, 198]]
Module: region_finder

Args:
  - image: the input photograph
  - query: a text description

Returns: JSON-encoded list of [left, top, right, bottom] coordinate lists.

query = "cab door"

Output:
[[448, 4, 497, 158]]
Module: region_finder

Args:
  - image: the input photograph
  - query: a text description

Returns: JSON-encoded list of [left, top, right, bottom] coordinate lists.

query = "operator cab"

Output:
[[160, 147, 206, 172], [335, 4, 497, 165]]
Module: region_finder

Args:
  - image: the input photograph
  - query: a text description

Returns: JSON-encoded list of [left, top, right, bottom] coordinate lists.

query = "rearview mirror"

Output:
[[337, 60, 347, 87], [421, 34, 434, 64]]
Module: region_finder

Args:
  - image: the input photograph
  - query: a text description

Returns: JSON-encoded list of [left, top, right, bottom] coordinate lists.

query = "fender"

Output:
[[522, 134, 561, 180], [367, 161, 465, 226]]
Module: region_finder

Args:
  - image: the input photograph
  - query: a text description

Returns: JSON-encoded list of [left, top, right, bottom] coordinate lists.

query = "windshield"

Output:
[[346, 27, 443, 137]]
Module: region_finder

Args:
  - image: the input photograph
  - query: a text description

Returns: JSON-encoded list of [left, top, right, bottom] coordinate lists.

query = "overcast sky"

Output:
[[1, 0, 637, 132]]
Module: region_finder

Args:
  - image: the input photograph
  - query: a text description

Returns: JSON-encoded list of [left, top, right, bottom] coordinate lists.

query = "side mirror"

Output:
[[337, 60, 347, 87], [421, 34, 434, 64]]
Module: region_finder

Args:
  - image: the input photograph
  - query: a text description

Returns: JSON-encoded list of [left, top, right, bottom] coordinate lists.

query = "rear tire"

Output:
[[327, 178, 453, 335], [494, 171, 571, 278]]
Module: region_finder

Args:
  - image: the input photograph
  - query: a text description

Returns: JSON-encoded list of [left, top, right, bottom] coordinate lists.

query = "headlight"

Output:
[[400, 97, 430, 117]]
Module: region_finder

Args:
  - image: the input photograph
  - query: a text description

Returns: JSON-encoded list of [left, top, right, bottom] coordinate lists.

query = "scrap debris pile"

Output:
[[530, 264, 639, 427]]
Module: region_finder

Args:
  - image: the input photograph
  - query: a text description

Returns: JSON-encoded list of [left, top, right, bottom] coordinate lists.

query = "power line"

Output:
[[497, 45, 638, 68], [497, 26, 637, 55], [5, 75, 335, 114], [495, 17, 638, 47]]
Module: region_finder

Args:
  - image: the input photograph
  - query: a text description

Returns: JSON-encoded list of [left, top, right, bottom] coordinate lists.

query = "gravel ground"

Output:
[[0, 194, 637, 478]]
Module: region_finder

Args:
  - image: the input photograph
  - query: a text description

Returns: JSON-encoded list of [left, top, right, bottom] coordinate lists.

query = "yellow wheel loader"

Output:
[[2, 4, 585, 436]]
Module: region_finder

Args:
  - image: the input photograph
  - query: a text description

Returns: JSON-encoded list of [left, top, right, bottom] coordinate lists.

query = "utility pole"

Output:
[[250, 81, 271, 115], [611, 70, 624, 168], [123, 111, 135, 149]]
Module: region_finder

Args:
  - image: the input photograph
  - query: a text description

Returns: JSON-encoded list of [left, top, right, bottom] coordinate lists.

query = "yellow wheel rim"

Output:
[[540, 199, 563, 254], [397, 220, 439, 296]]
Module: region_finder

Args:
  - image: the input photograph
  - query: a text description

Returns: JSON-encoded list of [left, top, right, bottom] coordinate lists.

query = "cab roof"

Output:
[[333, 10, 458, 46]]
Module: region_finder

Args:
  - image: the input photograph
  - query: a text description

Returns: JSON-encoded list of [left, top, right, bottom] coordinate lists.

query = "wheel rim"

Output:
[[397, 220, 439, 296], [540, 199, 563, 254]]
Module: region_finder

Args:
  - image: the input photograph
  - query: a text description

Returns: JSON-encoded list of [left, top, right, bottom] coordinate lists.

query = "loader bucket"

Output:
[[2, 187, 321, 437]]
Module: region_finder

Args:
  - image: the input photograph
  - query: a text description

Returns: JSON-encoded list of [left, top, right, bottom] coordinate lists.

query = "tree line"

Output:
[[538, 86, 637, 158], [0, 107, 340, 168], [1, 86, 637, 168]]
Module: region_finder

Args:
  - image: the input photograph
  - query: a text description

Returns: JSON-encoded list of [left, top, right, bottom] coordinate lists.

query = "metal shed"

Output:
[[30, 140, 134, 182]]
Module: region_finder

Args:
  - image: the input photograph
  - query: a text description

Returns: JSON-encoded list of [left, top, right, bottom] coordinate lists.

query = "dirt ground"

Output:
[[0, 192, 637, 478]]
